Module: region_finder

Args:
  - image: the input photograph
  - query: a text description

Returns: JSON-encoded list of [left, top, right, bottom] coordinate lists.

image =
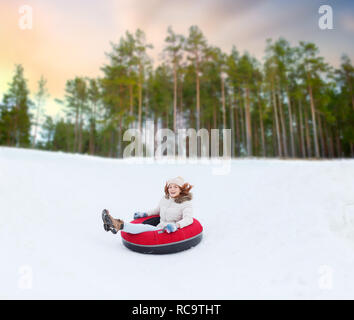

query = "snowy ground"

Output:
[[1, 146, 354, 299]]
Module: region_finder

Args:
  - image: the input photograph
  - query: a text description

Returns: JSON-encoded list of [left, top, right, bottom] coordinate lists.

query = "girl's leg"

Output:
[[122, 222, 159, 234]]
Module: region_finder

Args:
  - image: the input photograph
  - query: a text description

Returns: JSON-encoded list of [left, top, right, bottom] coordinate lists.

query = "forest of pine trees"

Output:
[[1, 26, 353, 158]]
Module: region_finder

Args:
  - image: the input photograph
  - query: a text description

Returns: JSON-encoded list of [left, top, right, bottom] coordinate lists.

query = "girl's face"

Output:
[[168, 183, 181, 198]]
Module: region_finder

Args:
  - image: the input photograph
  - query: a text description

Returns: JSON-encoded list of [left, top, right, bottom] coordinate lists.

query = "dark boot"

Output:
[[102, 209, 124, 234]]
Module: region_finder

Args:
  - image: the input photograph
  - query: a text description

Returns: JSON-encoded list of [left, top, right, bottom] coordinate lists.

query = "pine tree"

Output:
[[185, 26, 208, 131], [296, 42, 330, 158], [32, 76, 49, 147], [0, 64, 32, 147], [164, 26, 185, 131]]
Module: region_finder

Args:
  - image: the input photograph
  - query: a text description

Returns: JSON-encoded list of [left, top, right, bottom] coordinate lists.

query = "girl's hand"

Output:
[[163, 223, 178, 233], [134, 212, 147, 220]]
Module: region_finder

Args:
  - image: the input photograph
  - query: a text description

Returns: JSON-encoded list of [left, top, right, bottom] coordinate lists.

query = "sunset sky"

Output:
[[0, 0, 353, 118]]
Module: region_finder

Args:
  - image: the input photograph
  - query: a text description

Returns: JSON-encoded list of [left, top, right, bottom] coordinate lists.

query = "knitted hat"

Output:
[[167, 176, 185, 187]]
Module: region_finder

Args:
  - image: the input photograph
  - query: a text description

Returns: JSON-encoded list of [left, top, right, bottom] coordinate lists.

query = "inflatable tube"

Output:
[[121, 215, 203, 254]]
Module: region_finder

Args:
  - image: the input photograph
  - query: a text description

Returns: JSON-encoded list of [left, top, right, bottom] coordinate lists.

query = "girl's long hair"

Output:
[[164, 182, 193, 200]]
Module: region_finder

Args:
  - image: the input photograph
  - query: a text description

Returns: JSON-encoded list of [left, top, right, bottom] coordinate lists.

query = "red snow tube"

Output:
[[121, 215, 203, 254]]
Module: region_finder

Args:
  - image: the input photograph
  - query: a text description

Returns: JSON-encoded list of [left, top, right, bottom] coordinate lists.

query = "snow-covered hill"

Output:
[[1, 146, 354, 299]]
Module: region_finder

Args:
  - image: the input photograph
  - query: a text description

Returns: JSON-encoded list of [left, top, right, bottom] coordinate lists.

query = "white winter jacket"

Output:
[[147, 194, 194, 230]]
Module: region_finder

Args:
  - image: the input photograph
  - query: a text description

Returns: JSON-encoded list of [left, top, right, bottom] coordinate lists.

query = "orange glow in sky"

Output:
[[1, 0, 353, 117]]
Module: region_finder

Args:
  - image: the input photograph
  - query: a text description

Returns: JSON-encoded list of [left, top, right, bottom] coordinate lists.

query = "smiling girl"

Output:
[[102, 176, 194, 234]]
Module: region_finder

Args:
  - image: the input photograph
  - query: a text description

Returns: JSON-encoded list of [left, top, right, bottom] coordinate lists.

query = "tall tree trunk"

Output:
[[213, 105, 217, 129], [116, 117, 123, 158], [245, 87, 252, 156], [322, 118, 331, 158], [90, 122, 95, 155], [229, 93, 235, 157], [335, 127, 342, 157], [103, 132, 107, 157], [74, 106, 79, 152], [285, 84, 295, 157], [304, 104, 312, 157], [298, 100, 306, 158], [78, 108, 83, 153], [89, 100, 96, 155], [196, 51, 200, 131], [271, 81, 282, 157], [253, 121, 259, 156], [89, 121, 94, 155], [12, 105, 19, 146], [166, 103, 169, 128], [277, 88, 288, 157], [138, 63, 143, 131], [317, 112, 325, 158], [154, 116, 158, 156], [145, 92, 150, 122], [6, 125, 11, 146], [239, 97, 246, 155], [221, 75, 226, 129], [179, 74, 183, 128], [66, 122, 70, 152], [293, 106, 299, 157], [272, 113, 277, 156], [326, 123, 334, 158], [173, 62, 177, 132], [129, 84, 133, 117], [257, 94, 266, 157], [307, 82, 320, 158], [32, 100, 41, 147], [109, 131, 114, 158], [234, 91, 240, 157]]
